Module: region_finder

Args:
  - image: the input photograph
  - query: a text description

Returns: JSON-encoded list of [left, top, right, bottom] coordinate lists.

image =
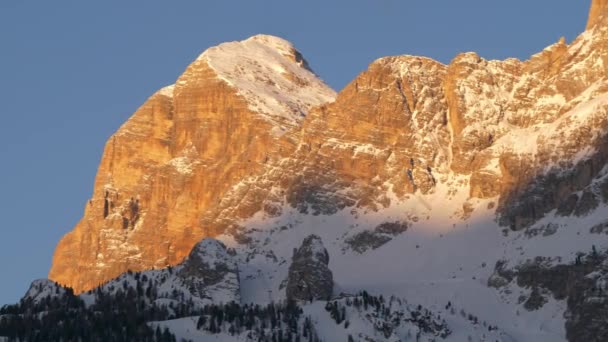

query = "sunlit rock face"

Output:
[[49, 35, 337, 293], [51, 2, 608, 293], [588, 0, 608, 30]]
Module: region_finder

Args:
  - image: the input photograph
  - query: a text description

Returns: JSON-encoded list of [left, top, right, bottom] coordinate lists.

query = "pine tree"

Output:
[[592, 245, 599, 259], [196, 316, 206, 330]]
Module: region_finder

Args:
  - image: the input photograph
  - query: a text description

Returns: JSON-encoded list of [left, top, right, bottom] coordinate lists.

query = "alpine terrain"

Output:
[[3, 1, 608, 341]]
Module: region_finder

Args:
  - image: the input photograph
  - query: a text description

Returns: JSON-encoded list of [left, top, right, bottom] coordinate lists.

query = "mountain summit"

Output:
[[48, 35, 335, 293], [196, 34, 335, 128]]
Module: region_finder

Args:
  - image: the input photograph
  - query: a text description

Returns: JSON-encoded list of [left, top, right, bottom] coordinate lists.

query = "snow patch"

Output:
[[157, 84, 175, 98], [168, 156, 196, 174]]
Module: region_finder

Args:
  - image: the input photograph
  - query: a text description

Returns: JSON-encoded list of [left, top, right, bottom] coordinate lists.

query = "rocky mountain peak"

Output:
[[296, 234, 330, 264], [245, 34, 310, 67], [587, 0, 608, 30], [21, 279, 68, 305], [176, 238, 241, 304], [182, 238, 234, 272], [48, 32, 338, 294], [195, 34, 336, 128]]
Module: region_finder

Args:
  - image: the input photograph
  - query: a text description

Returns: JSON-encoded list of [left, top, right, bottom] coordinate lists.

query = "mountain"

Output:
[[48, 34, 337, 293], [3, 1, 608, 341]]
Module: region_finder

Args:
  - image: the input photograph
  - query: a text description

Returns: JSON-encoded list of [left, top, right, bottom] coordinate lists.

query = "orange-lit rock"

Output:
[[49, 35, 336, 292], [588, 0, 608, 30]]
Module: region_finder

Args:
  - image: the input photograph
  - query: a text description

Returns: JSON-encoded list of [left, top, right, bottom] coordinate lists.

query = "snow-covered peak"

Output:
[[298, 234, 329, 264], [186, 238, 233, 270], [246, 34, 301, 59], [22, 279, 66, 304], [198, 34, 336, 132]]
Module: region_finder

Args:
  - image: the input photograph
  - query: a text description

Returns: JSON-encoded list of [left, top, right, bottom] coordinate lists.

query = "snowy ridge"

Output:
[[189, 238, 234, 271], [21, 279, 67, 305], [150, 293, 506, 342], [79, 238, 240, 309], [199, 34, 336, 132], [299, 234, 329, 263], [484, 90, 608, 174]]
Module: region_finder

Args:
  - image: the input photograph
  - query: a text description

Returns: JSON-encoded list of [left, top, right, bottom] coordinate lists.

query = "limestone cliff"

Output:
[[588, 0, 608, 30], [49, 35, 336, 293]]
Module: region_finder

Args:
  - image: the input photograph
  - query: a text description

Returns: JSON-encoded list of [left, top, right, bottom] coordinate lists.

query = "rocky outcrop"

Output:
[[21, 279, 69, 305], [588, 0, 608, 30], [489, 252, 608, 342], [346, 221, 409, 253], [176, 238, 240, 303], [285, 235, 333, 301]]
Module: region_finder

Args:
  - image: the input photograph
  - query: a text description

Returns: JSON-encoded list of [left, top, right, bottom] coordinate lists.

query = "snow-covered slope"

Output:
[[210, 194, 571, 341], [150, 293, 504, 342], [79, 238, 240, 309], [11, 195, 608, 341], [198, 34, 336, 130], [21, 279, 68, 305]]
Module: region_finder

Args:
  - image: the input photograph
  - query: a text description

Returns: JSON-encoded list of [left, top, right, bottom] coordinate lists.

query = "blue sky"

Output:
[[0, 1, 589, 305]]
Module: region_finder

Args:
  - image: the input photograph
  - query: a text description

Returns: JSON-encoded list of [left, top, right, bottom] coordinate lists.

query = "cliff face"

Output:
[[49, 35, 336, 292], [51, 3, 608, 294], [213, 18, 608, 230], [588, 0, 608, 30], [285, 235, 333, 301]]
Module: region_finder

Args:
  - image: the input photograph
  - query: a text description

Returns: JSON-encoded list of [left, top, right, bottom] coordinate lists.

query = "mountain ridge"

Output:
[[50, 0, 608, 295], [8, 1, 606, 341]]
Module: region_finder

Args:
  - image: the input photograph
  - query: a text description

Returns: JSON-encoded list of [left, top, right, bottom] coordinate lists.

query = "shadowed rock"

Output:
[[286, 235, 333, 301], [177, 238, 240, 302]]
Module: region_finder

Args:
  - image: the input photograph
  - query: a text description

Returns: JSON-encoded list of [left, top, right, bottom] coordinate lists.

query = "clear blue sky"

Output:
[[0, 1, 589, 305]]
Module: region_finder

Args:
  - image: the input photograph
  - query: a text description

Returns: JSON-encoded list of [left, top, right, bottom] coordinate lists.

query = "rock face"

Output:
[[176, 238, 240, 303], [285, 235, 333, 301], [49, 35, 336, 293], [588, 0, 608, 30], [489, 253, 608, 342], [346, 221, 409, 253], [51, 2, 608, 294]]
